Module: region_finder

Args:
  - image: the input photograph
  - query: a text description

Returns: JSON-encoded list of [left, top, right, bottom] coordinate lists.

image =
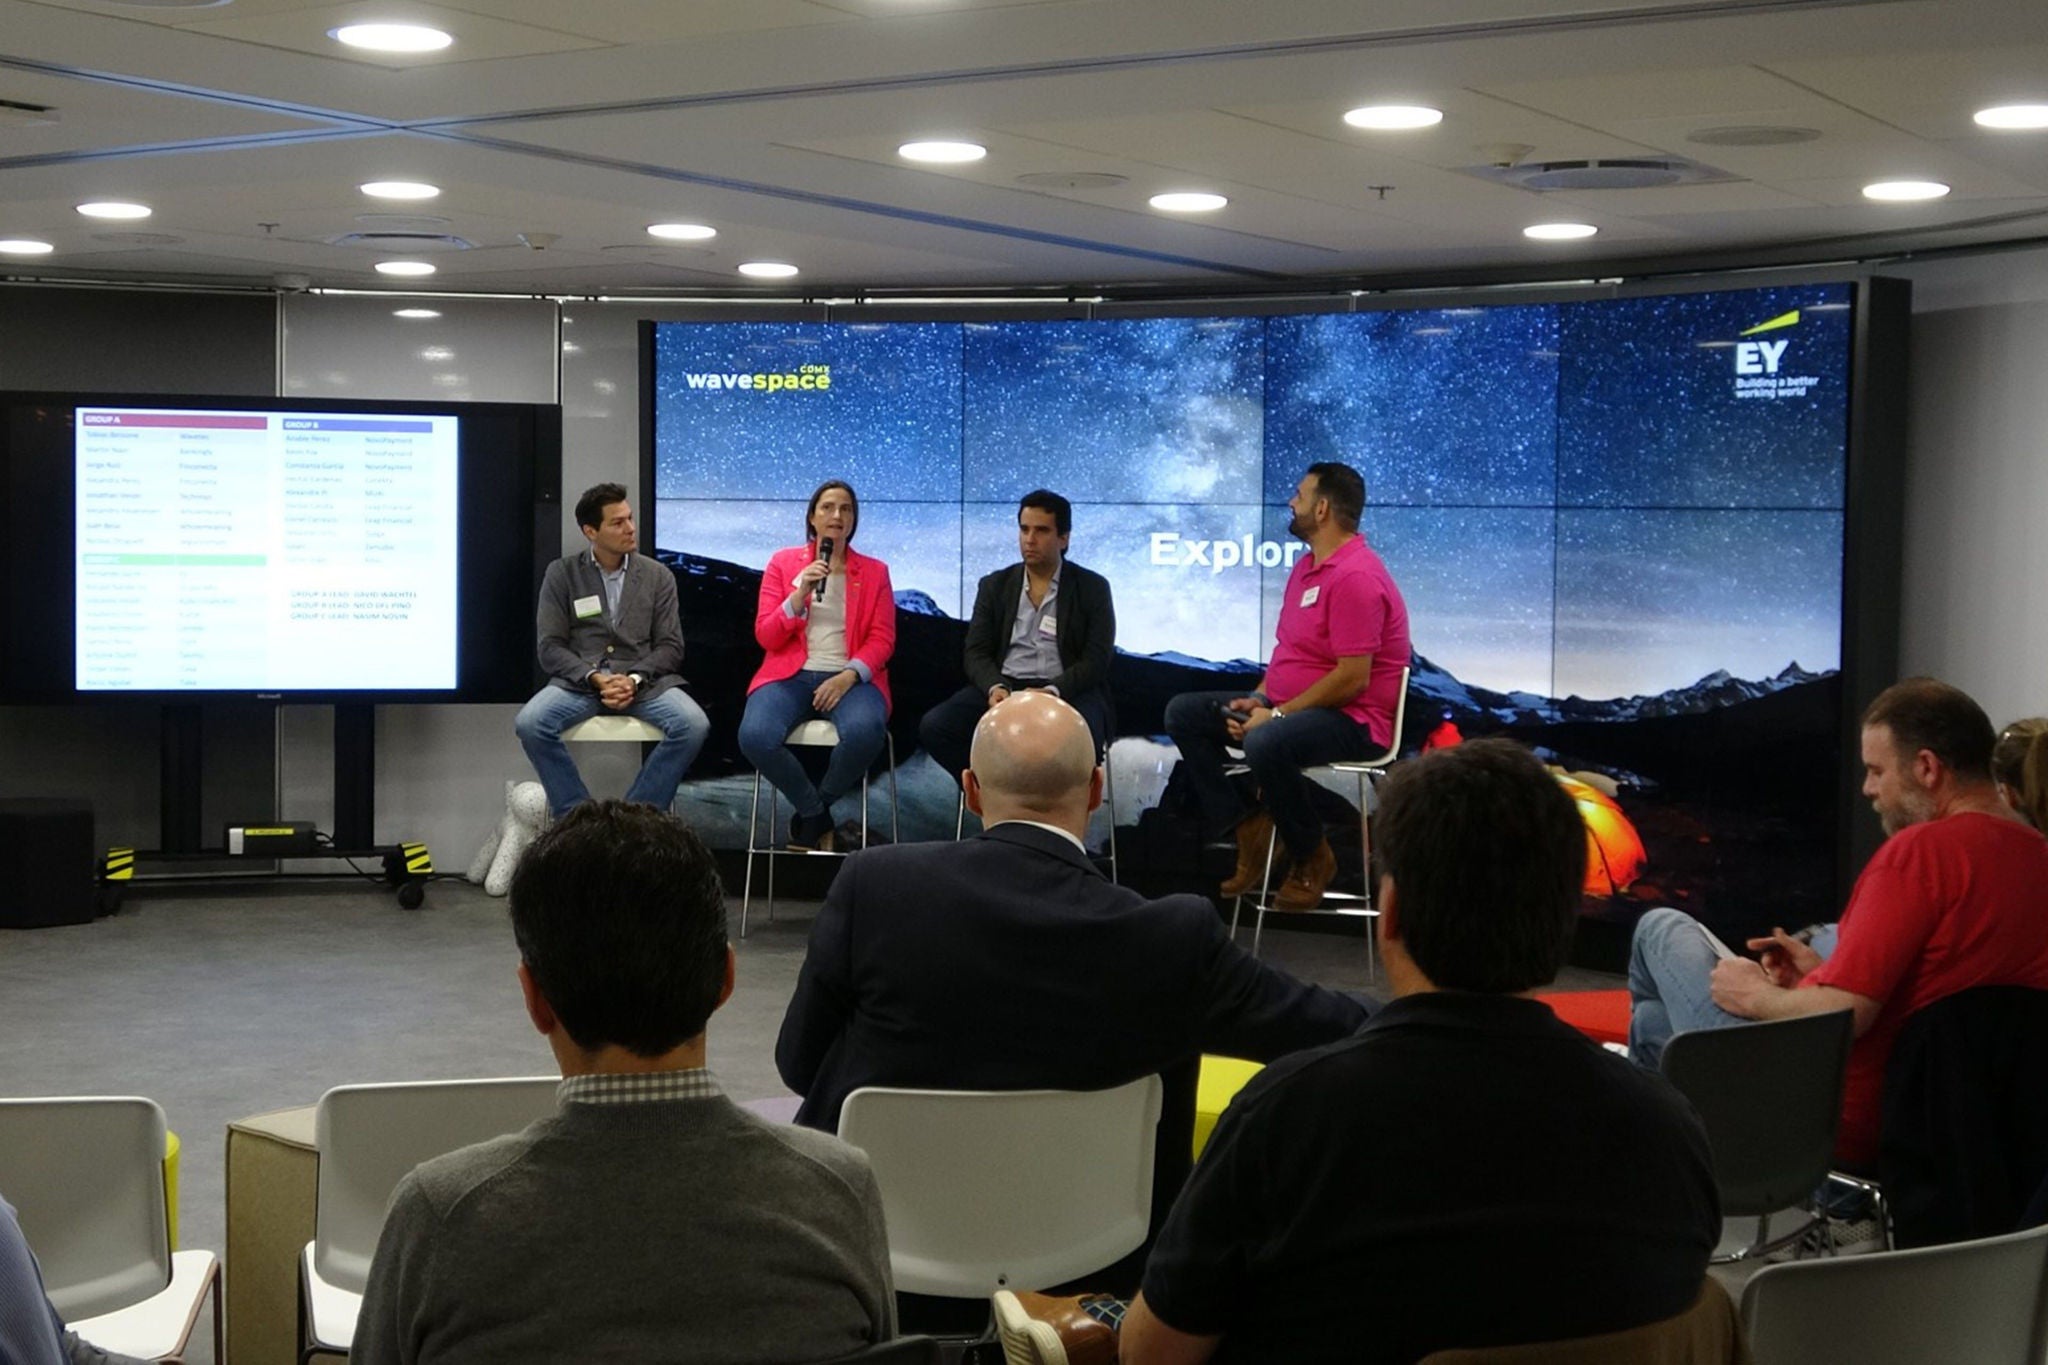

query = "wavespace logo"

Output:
[[1730, 310, 1821, 400], [681, 363, 831, 393], [1151, 532, 1308, 573]]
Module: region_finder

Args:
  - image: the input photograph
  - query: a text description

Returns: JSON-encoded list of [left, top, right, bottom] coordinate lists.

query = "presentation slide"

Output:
[[74, 407, 460, 691]]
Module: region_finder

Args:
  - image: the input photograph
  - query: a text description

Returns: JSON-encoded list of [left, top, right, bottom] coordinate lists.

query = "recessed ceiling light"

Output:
[[418, 346, 454, 361], [0, 238, 54, 255], [1523, 222, 1599, 240], [898, 140, 987, 164], [1149, 192, 1228, 212], [1974, 104, 2048, 130], [76, 201, 151, 220], [737, 261, 799, 278], [331, 23, 452, 53], [647, 222, 717, 241], [1343, 104, 1443, 130], [393, 308, 441, 319], [360, 181, 440, 200], [1862, 179, 1950, 202], [374, 260, 437, 276]]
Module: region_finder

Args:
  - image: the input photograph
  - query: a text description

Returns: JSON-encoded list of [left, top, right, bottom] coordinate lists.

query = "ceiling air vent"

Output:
[[325, 231, 474, 251], [1460, 155, 1737, 191]]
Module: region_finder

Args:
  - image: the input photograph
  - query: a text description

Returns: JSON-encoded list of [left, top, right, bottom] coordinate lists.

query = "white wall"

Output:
[[1891, 247, 2048, 727]]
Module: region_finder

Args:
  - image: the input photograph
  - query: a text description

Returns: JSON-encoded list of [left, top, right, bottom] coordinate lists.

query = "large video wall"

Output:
[[646, 282, 1857, 936], [652, 284, 1849, 697]]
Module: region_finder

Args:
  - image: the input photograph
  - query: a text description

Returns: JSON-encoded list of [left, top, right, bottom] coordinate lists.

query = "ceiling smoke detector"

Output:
[[1462, 155, 1735, 191]]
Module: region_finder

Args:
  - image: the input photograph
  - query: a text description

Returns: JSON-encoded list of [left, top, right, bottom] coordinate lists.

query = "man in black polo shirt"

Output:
[[999, 738, 1719, 1365]]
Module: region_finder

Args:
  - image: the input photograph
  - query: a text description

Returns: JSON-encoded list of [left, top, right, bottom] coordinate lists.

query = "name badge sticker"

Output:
[[1038, 614, 1058, 637], [1299, 585, 1320, 609], [574, 594, 603, 620]]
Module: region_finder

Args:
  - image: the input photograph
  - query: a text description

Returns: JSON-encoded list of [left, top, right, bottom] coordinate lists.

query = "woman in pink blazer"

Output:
[[741, 479, 897, 851]]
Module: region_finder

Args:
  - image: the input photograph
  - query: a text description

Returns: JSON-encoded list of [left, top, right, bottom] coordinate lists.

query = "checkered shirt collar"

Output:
[[557, 1069, 723, 1106]]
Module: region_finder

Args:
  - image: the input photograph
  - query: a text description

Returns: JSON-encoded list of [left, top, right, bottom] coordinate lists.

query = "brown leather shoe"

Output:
[[993, 1289, 1121, 1365], [1217, 811, 1275, 897], [1274, 838, 1337, 910]]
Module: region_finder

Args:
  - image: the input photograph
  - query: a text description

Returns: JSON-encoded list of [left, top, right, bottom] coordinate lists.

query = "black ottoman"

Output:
[[0, 799, 96, 928]]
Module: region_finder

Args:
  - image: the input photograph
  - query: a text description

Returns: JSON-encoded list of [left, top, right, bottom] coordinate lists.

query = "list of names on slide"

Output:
[[75, 409, 461, 691]]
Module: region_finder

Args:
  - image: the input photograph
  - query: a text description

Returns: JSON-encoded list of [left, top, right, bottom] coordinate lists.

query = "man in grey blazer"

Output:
[[514, 482, 708, 817]]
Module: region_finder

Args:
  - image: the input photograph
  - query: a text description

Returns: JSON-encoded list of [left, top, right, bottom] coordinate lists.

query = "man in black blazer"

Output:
[[777, 692, 1370, 1272], [919, 489, 1116, 782]]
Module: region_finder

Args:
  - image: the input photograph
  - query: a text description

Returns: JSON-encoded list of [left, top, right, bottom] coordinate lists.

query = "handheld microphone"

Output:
[[814, 536, 835, 601]]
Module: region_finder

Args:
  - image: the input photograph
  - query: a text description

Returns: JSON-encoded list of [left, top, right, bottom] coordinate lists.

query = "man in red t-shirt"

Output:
[[1164, 462, 1410, 909], [1627, 677, 2048, 1168]]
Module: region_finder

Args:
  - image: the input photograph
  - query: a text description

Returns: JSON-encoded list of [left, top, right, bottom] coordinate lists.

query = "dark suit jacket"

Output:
[[962, 559, 1115, 700], [534, 549, 684, 697], [776, 822, 1370, 1239]]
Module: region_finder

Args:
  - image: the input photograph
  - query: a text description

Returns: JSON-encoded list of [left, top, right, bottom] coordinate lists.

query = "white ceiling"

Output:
[[2, 0, 2046, 298]]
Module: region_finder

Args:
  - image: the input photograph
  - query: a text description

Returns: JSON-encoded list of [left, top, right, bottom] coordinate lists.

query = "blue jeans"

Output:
[[1163, 689, 1373, 867], [513, 683, 710, 818], [738, 671, 888, 820], [1626, 906, 1752, 1069]]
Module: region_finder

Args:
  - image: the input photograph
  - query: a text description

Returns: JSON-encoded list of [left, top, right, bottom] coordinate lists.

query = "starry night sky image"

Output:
[[1555, 509, 1844, 699], [651, 321, 963, 504], [962, 317, 1263, 503], [649, 291, 1851, 701], [1559, 284, 1851, 509], [1265, 306, 1559, 506]]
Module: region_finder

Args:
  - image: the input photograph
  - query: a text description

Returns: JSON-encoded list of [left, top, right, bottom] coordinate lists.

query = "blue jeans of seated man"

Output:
[[739, 671, 889, 821], [513, 683, 710, 819], [1162, 689, 1373, 868], [1626, 905, 1754, 1070]]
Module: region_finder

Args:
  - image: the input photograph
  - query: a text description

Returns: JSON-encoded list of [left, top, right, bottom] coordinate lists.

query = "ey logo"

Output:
[[1734, 309, 1799, 375]]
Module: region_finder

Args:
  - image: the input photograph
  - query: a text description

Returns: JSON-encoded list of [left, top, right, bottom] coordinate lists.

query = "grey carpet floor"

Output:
[[0, 876, 1626, 1362]]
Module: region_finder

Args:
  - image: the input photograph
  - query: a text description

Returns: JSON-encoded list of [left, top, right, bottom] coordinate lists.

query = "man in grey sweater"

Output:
[[353, 802, 896, 1365]]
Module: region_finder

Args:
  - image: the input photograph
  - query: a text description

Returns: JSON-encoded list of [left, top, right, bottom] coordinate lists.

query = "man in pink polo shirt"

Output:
[[1165, 462, 1411, 909]]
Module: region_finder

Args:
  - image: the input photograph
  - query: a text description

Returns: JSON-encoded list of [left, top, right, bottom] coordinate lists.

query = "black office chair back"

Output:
[[1660, 1009, 1854, 1216], [1881, 985, 2048, 1248]]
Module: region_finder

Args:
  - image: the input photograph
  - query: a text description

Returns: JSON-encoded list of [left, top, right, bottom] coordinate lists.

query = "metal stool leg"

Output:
[[1250, 824, 1281, 958], [1104, 744, 1119, 885], [886, 735, 899, 843], [1357, 770, 1376, 978], [741, 769, 763, 938]]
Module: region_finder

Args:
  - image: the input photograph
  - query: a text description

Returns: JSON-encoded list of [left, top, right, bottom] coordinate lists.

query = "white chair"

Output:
[[0, 1096, 221, 1363], [741, 719, 898, 936], [299, 1076, 562, 1361], [1231, 665, 1411, 966], [837, 1076, 1162, 1302], [955, 737, 1121, 884], [1740, 1220, 2048, 1365]]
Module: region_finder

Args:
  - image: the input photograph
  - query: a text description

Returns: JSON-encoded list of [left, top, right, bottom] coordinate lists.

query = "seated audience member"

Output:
[[919, 489, 1116, 784], [1993, 716, 2048, 830], [0, 1195, 148, 1365], [776, 692, 1369, 1269], [740, 479, 897, 851], [999, 738, 1719, 1364], [1628, 677, 2048, 1172], [353, 802, 895, 1365]]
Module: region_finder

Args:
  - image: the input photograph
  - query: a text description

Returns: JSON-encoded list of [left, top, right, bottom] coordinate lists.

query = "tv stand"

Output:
[[105, 702, 432, 909]]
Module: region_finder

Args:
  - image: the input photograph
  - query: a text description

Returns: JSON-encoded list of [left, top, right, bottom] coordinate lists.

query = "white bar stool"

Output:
[[742, 719, 898, 936], [1229, 667, 1411, 968]]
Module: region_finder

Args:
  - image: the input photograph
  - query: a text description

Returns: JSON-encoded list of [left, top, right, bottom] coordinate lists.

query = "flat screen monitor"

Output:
[[1, 392, 560, 704]]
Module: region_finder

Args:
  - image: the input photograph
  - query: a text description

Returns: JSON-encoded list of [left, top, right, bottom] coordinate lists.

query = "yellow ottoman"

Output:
[[1194, 1056, 1264, 1159]]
